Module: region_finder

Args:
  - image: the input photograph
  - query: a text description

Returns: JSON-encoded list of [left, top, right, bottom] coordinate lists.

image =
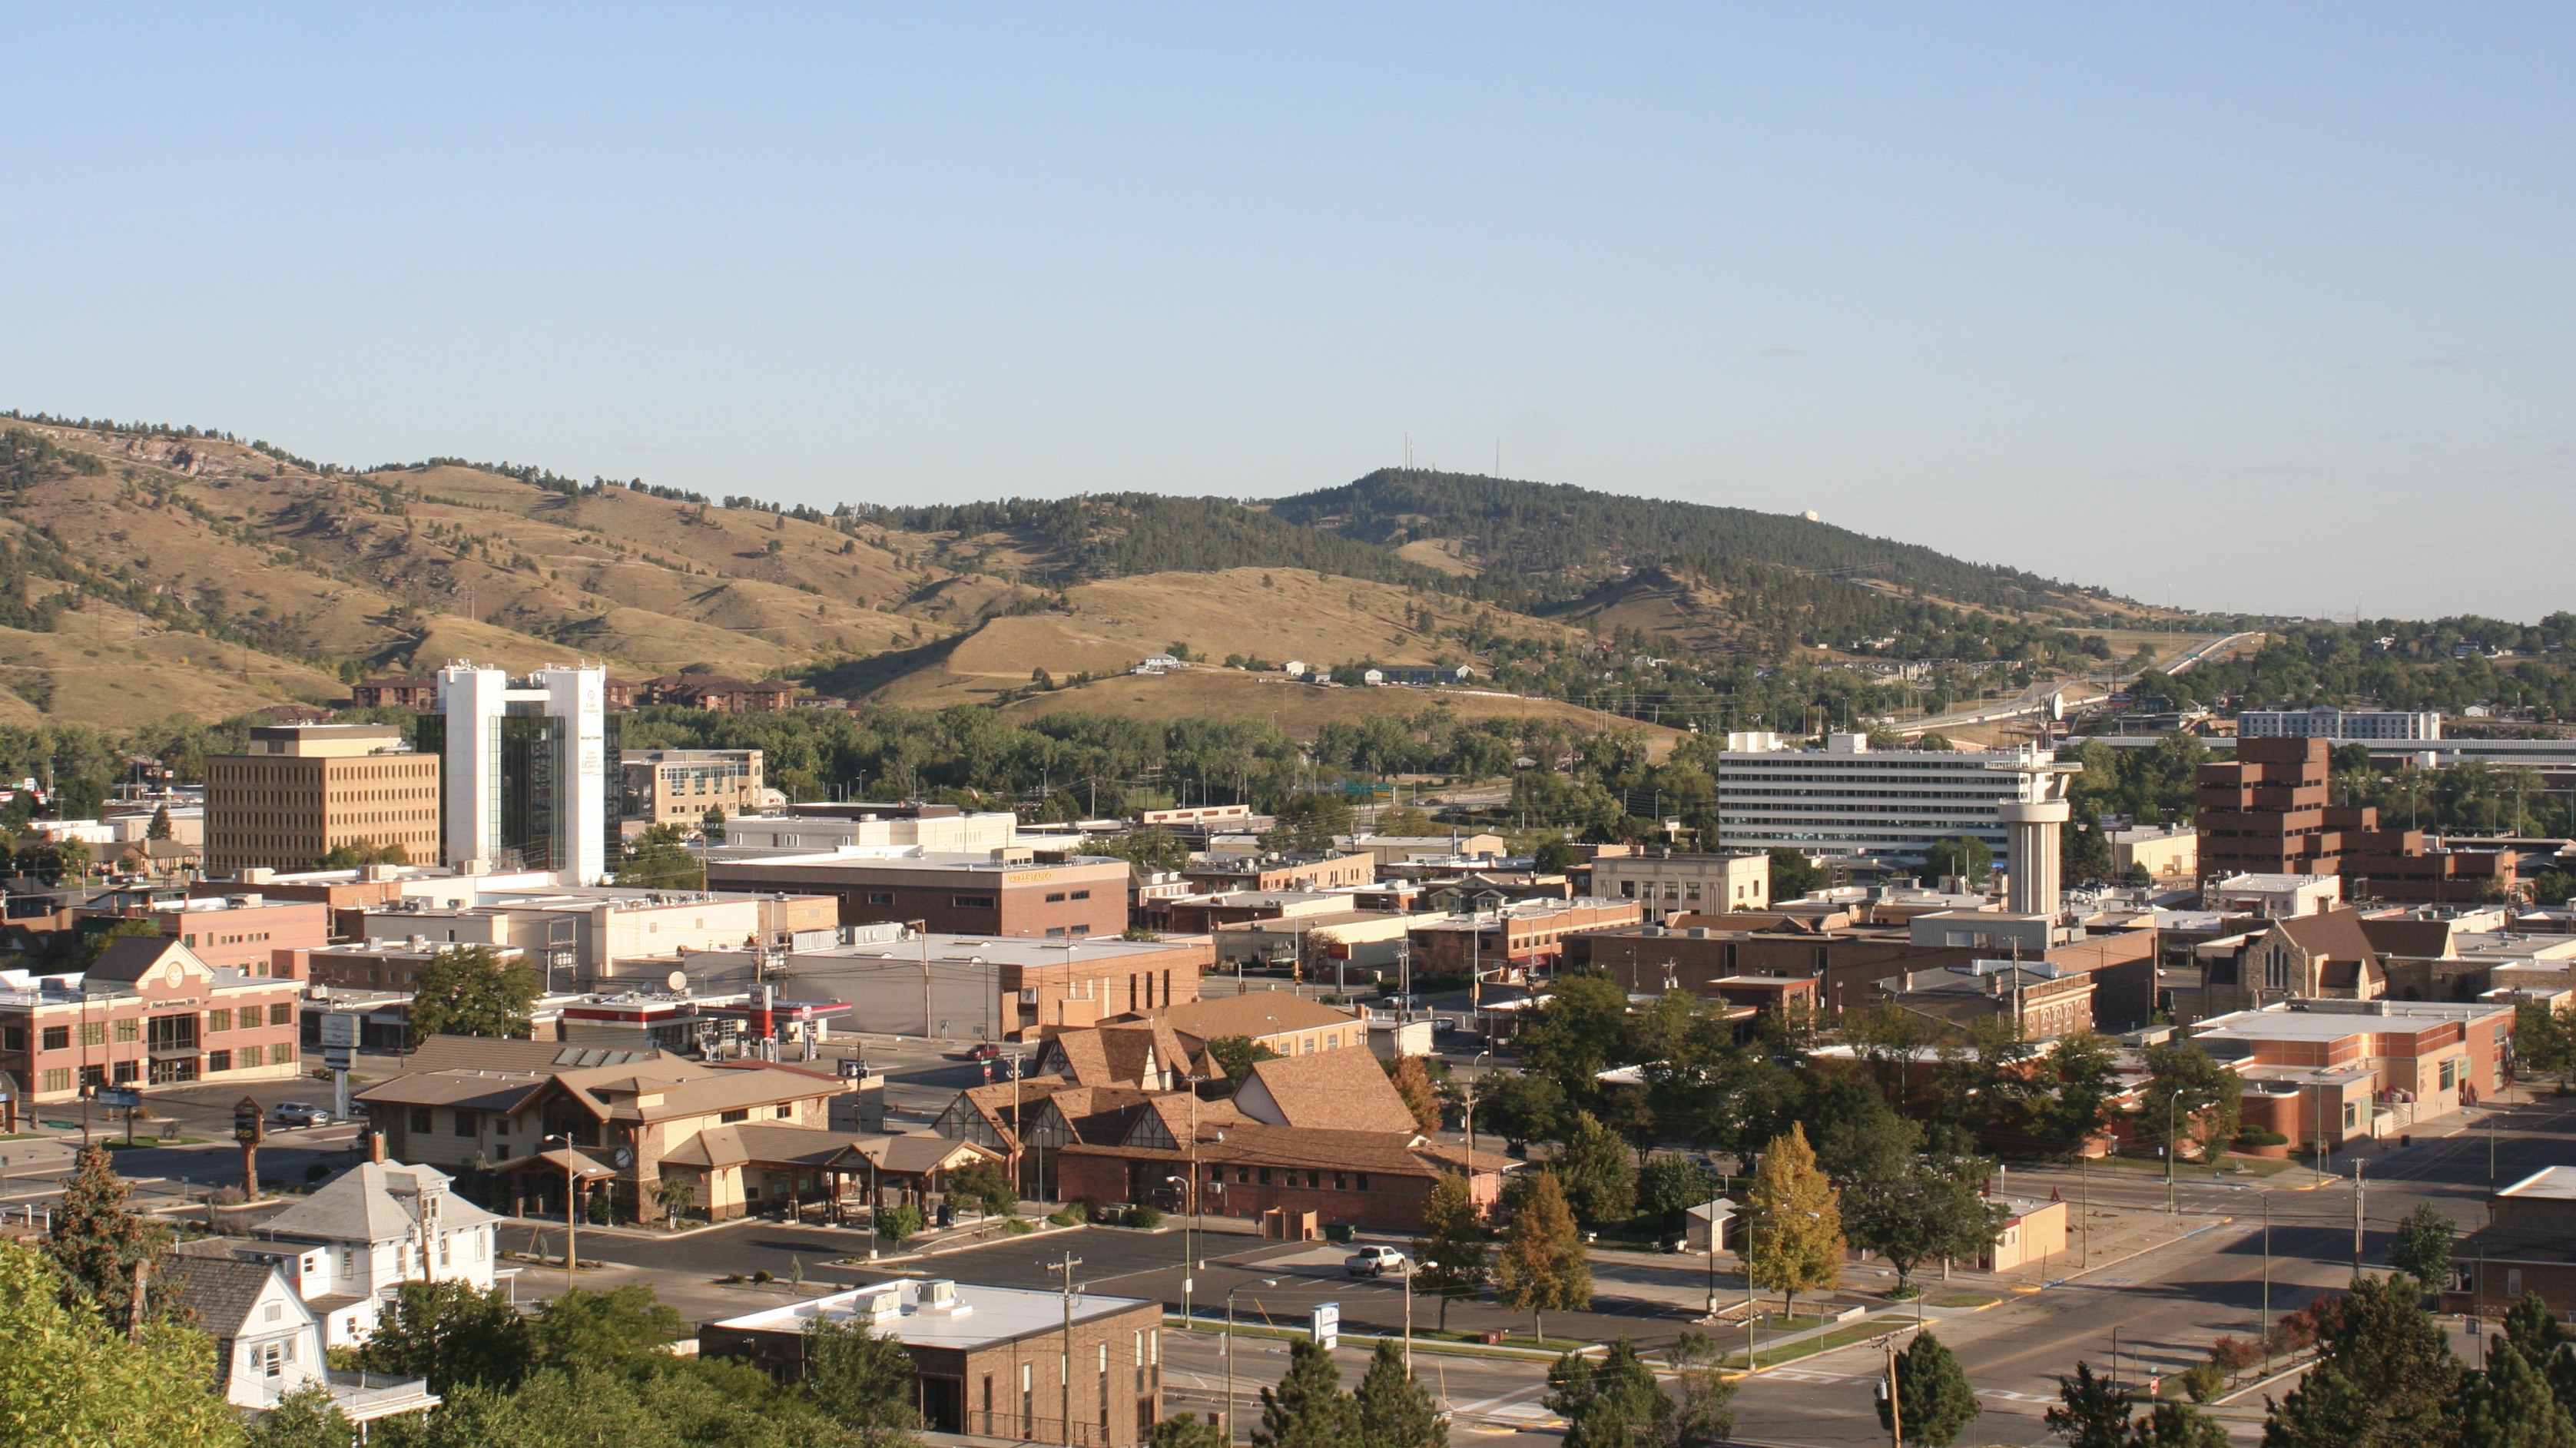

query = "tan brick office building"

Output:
[[205, 724, 440, 874], [705, 852, 1133, 938], [0, 937, 301, 1101]]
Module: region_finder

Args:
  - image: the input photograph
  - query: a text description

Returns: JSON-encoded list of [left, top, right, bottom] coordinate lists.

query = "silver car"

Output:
[[273, 1102, 333, 1128]]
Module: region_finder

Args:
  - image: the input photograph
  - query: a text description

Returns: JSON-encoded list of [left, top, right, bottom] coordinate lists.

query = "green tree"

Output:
[[1152, 1414, 1230, 1448], [145, 804, 173, 840], [1265, 794, 1354, 853], [358, 1279, 529, 1392], [1519, 974, 1633, 1095], [1921, 837, 1993, 885], [44, 1145, 169, 1326], [1477, 1071, 1568, 1151], [1545, 1340, 1670, 1448], [1842, 1159, 2004, 1291], [2516, 1001, 2576, 1088], [0, 1238, 245, 1448], [407, 945, 540, 1042], [948, 1161, 1018, 1218], [617, 823, 703, 890], [2259, 1274, 2461, 1448], [2044, 1360, 2133, 1448], [1550, 1113, 1637, 1229], [2387, 1204, 2456, 1295], [2130, 1402, 2230, 1448], [75, 916, 167, 971], [2501, 1291, 2576, 1413], [2457, 1336, 2576, 1448], [1411, 1171, 1491, 1331], [1742, 1124, 1843, 1319], [1494, 1171, 1591, 1341], [244, 1383, 354, 1448], [804, 1314, 920, 1430], [1353, 1338, 1446, 1448], [2139, 1041, 2242, 1165], [1533, 837, 1583, 873], [2035, 1030, 2123, 1143], [1634, 1156, 1722, 1233], [525, 1284, 685, 1380], [1666, 1328, 1736, 1448], [1205, 1035, 1282, 1084], [654, 1175, 697, 1223], [699, 804, 728, 843], [1767, 847, 1824, 900], [1252, 1339, 1360, 1448], [1880, 1330, 1979, 1446]]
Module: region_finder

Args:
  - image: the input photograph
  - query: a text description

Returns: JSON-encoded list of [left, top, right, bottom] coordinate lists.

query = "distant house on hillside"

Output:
[[631, 674, 797, 712]]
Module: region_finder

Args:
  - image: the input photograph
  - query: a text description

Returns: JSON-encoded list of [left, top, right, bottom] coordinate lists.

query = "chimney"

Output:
[[368, 1131, 387, 1164]]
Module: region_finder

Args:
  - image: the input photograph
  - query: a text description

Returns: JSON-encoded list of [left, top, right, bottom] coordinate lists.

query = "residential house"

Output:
[[235, 1159, 499, 1347], [161, 1241, 441, 1423]]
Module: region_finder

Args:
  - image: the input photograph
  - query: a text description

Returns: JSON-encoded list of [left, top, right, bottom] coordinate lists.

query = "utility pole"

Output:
[[2261, 1191, 2273, 1369], [1882, 1334, 1903, 1448], [2352, 1161, 2365, 1277], [1045, 1252, 1083, 1448]]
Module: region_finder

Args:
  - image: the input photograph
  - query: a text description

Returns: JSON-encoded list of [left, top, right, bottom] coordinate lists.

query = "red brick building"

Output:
[[1406, 897, 1645, 976], [0, 936, 302, 1100], [2199, 737, 2517, 902], [151, 896, 330, 977]]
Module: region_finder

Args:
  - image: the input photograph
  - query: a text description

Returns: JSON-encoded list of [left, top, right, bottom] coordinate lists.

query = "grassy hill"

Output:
[[0, 413, 2188, 732]]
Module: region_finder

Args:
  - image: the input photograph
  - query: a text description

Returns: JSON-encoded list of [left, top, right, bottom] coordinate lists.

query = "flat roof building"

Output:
[[204, 724, 441, 876], [704, 848, 1132, 940], [2239, 708, 2443, 742], [1717, 734, 2068, 870]]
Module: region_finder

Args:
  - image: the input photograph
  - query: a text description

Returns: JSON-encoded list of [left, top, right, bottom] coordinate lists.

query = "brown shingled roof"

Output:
[[1152, 992, 1361, 1045], [1236, 1048, 1418, 1134]]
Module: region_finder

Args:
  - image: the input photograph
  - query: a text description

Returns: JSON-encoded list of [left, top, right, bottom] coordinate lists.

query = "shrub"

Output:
[[2207, 1335, 2264, 1380], [304, 1163, 333, 1183], [2233, 1128, 2289, 1147], [752, 1269, 774, 1283], [2178, 1360, 2225, 1403], [1131, 1205, 1163, 1230], [880, 1203, 926, 1241]]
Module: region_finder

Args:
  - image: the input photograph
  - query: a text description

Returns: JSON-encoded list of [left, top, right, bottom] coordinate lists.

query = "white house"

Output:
[[164, 1242, 439, 1421], [1281, 661, 1308, 679], [247, 1160, 502, 1346]]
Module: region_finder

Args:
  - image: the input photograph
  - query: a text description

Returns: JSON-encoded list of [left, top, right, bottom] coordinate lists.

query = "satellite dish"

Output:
[[1801, 509, 1820, 522], [665, 970, 688, 992]]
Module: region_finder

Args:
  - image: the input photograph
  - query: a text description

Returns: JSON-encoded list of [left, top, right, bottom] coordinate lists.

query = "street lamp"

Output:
[[1398, 1254, 1428, 1371], [1165, 1174, 1195, 1320], [1222, 1278, 1278, 1443], [2259, 1191, 2273, 1370], [1463, 1047, 1494, 1166]]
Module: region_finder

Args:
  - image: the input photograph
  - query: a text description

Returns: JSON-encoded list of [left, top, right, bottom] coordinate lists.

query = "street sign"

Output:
[[232, 1096, 266, 1145], [323, 1047, 355, 1071], [320, 1012, 360, 1049], [98, 1088, 141, 1108], [1310, 1302, 1339, 1351]]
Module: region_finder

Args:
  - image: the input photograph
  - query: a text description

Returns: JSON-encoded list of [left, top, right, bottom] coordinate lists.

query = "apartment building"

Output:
[[204, 724, 442, 874], [619, 748, 770, 827], [0, 936, 300, 1099], [627, 674, 798, 711], [705, 1281, 1165, 1443], [1717, 734, 2066, 868], [1590, 851, 1770, 921]]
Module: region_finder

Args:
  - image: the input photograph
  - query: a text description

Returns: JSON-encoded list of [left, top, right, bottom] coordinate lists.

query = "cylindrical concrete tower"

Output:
[[1998, 798, 2070, 916]]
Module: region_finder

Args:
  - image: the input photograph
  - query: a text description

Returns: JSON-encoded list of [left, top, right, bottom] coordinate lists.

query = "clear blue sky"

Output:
[[5, 7, 2569, 620]]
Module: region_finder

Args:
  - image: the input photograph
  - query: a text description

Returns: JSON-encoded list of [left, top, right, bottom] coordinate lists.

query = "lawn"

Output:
[[1727, 1320, 1897, 1371]]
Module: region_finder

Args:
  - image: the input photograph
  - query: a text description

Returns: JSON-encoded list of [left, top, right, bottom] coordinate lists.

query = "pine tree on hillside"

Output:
[[45, 1145, 169, 1326], [1353, 1339, 1445, 1448]]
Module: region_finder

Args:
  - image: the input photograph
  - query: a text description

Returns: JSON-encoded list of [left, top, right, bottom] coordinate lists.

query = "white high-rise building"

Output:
[[1717, 732, 2067, 876], [429, 663, 610, 885]]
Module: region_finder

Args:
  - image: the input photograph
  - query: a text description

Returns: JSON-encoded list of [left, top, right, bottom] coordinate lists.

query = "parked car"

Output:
[[272, 1102, 333, 1128], [965, 1042, 1003, 1062], [1345, 1245, 1407, 1277]]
